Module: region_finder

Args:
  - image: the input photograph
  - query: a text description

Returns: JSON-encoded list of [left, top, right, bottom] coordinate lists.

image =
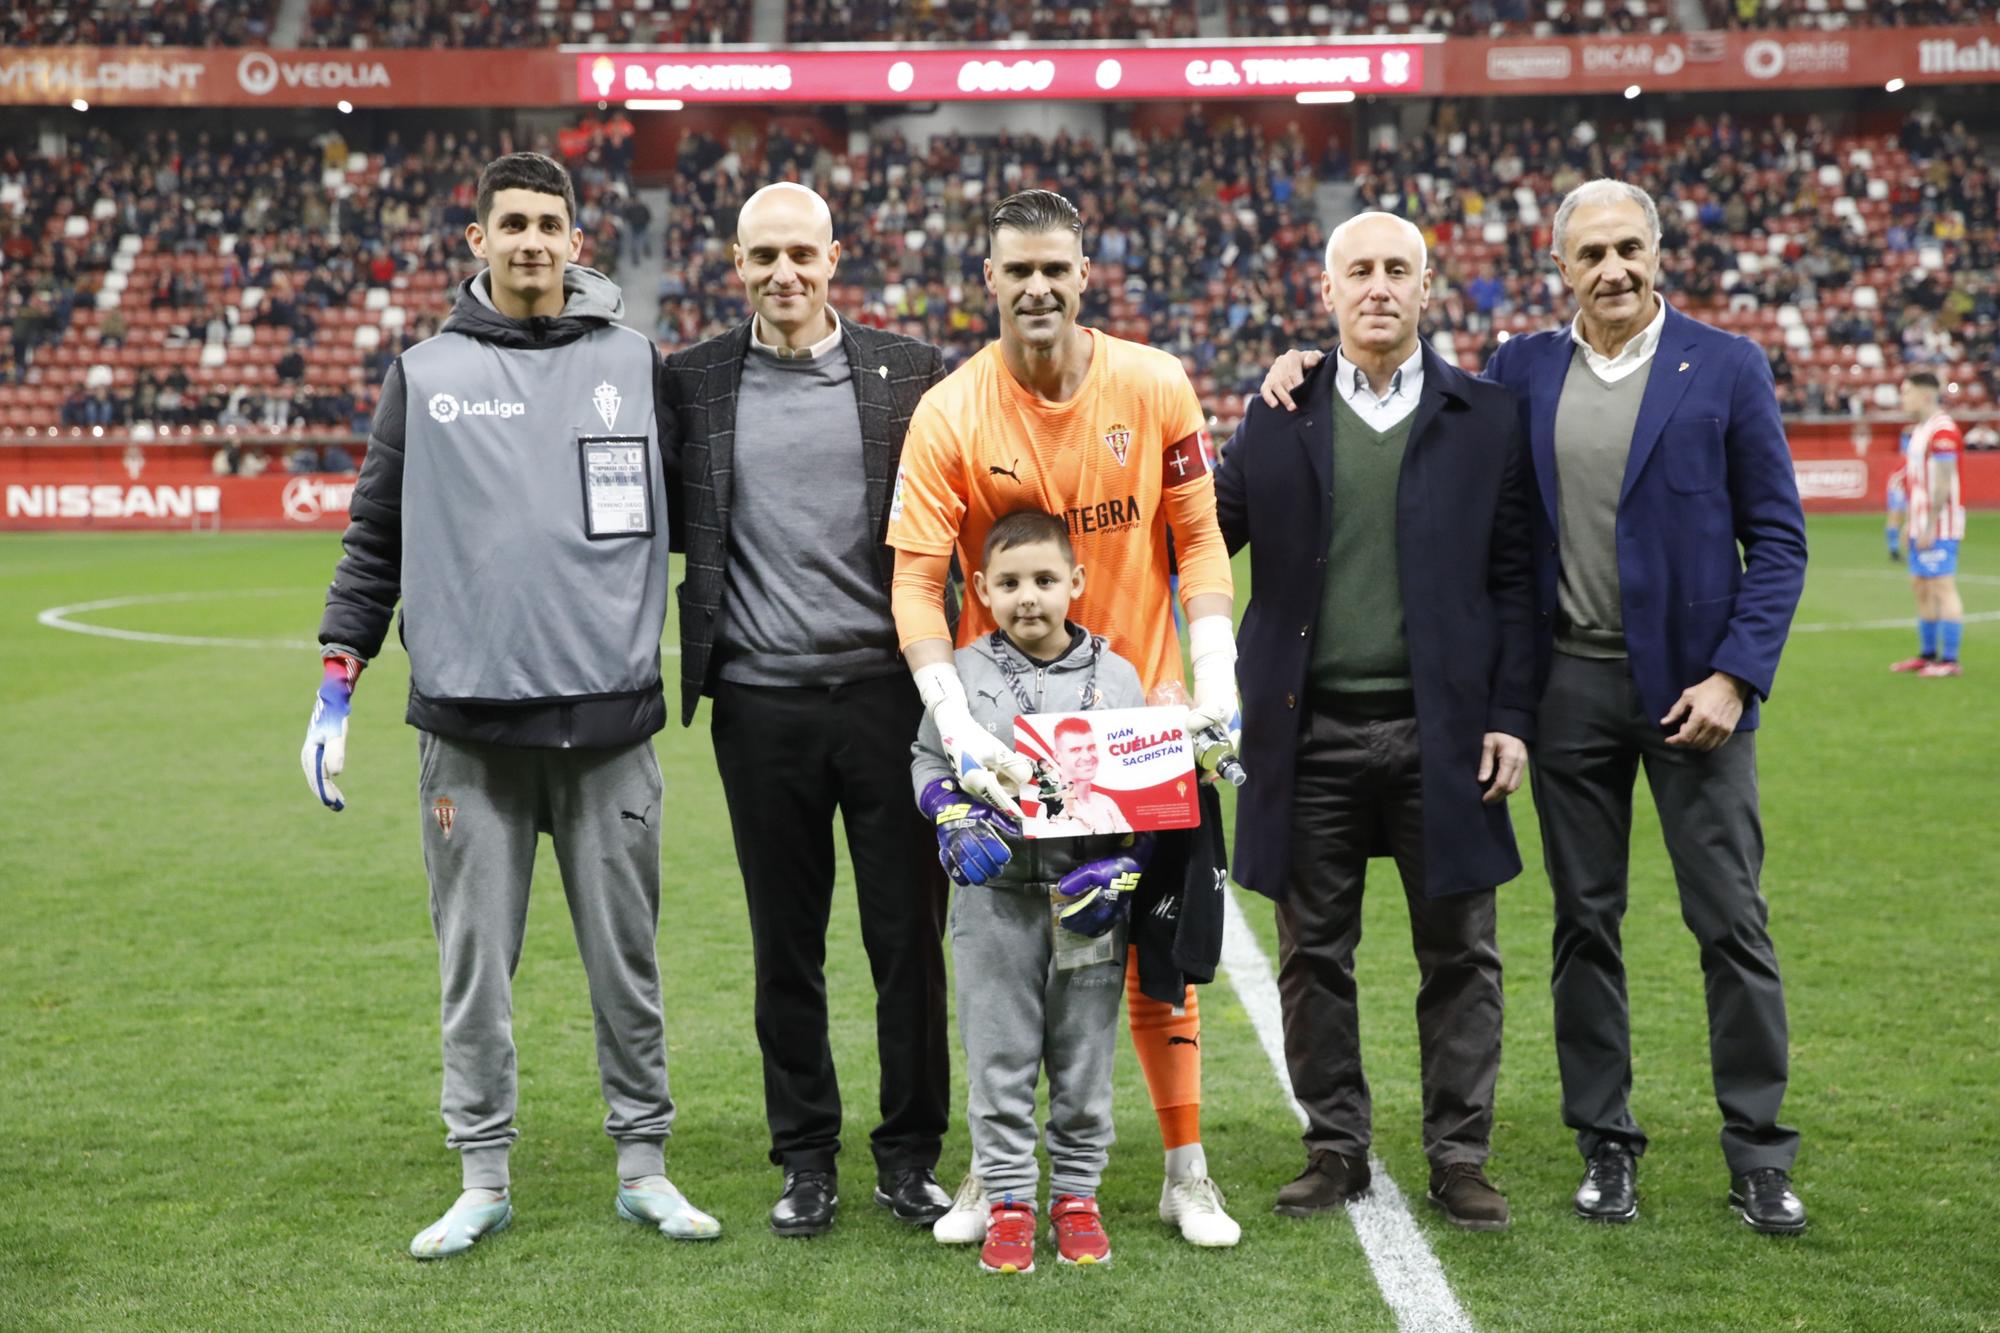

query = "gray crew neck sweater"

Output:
[[716, 345, 901, 686]]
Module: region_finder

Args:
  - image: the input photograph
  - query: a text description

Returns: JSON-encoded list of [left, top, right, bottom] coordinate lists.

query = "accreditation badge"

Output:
[[577, 434, 654, 539]]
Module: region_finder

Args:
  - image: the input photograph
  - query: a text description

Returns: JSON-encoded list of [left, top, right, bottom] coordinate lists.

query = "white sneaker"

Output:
[[409, 1188, 513, 1260], [617, 1175, 723, 1241], [1160, 1173, 1242, 1248], [932, 1174, 989, 1244]]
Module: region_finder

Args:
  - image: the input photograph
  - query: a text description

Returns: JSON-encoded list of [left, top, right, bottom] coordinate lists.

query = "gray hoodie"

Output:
[[911, 627, 1148, 890]]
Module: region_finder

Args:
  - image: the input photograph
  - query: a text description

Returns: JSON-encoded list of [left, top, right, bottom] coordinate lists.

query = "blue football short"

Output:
[[1911, 538, 1960, 578]]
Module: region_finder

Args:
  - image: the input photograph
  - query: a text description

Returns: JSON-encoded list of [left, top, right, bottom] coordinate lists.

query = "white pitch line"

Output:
[[1792, 610, 2000, 633], [1219, 885, 1477, 1333], [36, 588, 681, 653], [37, 589, 317, 650]]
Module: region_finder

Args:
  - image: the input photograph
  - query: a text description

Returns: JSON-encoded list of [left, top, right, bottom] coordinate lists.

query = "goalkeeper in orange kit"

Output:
[[888, 188, 1241, 1247]]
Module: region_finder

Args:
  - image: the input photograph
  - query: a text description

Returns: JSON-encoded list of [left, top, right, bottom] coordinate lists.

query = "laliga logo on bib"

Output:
[[428, 392, 524, 424]]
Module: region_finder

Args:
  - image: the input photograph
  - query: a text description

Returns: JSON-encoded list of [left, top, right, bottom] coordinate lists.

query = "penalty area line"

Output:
[[1218, 885, 1478, 1333]]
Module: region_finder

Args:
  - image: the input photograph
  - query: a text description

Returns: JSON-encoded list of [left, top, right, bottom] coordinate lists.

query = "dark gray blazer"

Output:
[[658, 317, 947, 725]]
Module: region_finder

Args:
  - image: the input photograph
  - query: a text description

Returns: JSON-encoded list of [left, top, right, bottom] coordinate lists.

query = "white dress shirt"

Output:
[[752, 308, 843, 360], [1334, 344, 1425, 432], [1569, 295, 1667, 384]]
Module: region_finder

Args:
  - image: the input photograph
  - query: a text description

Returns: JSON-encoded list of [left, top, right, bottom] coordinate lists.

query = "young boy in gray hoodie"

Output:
[[911, 509, 1154, 1274]]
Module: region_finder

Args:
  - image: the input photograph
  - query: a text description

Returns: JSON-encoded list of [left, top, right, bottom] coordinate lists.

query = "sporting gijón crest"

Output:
[[434, 795, 456, 839], [1101, 422, 1133, 466], [592, 381, 621, 430]]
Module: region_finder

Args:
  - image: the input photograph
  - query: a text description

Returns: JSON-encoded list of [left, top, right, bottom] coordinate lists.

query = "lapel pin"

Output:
[[878, 365, 889, 379], [1678, 361, 1690, 373]]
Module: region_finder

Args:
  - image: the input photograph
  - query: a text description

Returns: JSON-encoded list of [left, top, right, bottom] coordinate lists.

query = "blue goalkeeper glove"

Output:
[[1055, 856, 1144, 938], [300, 648, 364, 811], [918, 778, 1015, 887]]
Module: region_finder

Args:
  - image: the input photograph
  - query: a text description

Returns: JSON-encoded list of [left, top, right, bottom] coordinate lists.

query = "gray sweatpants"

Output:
[[951, 883, 1127, 1201], [417, 731, 675, 1190]]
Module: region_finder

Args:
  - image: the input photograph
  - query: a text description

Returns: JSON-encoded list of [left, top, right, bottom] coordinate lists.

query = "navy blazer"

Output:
[[1484, 303, 1807, 731], [1215, 344, 1537, 901]]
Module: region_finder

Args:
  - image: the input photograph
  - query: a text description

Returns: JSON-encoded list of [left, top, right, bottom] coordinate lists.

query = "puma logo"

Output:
[[989, 459, 1022, 483], [620, 810, 650, 828], [975, 687, 1005, 706], [1167, 1036, 1199, 1049]]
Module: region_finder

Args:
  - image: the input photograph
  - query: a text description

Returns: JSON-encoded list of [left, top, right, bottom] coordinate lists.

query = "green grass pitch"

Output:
[[1, 515, 1995, 1331]]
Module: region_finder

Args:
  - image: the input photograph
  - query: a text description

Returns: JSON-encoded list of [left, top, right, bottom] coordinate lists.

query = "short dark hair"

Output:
[[982, 509, 1074, 568], [989, 189, 1082, 241], [475, 152, 577, 228], [1905, 370, 1942, 390]]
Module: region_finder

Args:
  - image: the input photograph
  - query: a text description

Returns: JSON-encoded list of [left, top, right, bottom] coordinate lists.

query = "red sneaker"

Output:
[[1918, 660, 1963, 677], [978, 1200, 1036, 1274], [1889, 656, 1934, 673], [1050, 1194, 1111, 1266]]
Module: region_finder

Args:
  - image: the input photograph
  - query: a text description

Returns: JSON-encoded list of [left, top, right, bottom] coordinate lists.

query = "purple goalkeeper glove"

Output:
[[918, 778, 1015, 887], [1054, 834, 1155, 938]]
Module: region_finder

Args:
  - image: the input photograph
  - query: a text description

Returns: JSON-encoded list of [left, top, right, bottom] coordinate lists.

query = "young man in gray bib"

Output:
[[301, 152, 719, 1257]]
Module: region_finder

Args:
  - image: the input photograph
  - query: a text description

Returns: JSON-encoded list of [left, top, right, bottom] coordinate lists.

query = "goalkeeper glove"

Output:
[[301, 646, 364, 811], [1054, 854, 1144, 938], [918, 778, 1015, 887], [1185, 614, 1241, 747], [913, 661, 1034, 818]]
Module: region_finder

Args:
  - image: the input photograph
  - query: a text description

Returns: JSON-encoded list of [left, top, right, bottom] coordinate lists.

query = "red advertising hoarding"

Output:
[[1447, 25, 2000, 96], [573, 42, 1432, 103], [2, 30, 1993, 108], [0, 46, 568, 107], [0, 443, 357, 530], [5, 433, 1995, 528]]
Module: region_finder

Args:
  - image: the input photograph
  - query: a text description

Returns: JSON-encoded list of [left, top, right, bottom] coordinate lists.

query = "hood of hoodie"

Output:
[[440, 263, 626, 349]]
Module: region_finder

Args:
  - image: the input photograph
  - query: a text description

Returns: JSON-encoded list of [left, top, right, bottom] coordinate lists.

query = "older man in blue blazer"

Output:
[[1484, 179, 1809, 1234]]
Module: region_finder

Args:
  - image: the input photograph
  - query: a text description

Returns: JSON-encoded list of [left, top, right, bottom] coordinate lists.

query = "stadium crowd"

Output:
[[2, 1, 274, 46], [785, 0, 1195, 43], [5, 106, 1999, 436], [301, 0, 745, 49], [1230, 0, 1997, 39], [5, 0, 1992, 47], [0, 118, 642, 437], [653, 115, 1328, 437], [1352, 108, 2000, 414]]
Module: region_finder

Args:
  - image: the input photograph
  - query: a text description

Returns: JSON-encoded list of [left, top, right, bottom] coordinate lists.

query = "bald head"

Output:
[[1320, 210, 1430, 368], [737, 181, 834, 248], [1324, 211, 1427, 275], [734, 182, 841, 348]]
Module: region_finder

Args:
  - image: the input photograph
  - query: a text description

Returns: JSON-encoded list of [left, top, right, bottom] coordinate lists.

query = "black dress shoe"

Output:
[[1574, 1143, 1638, 1223], [874, 1167, 952, 1226], [1273, 1150, 1372, 1217], [1730, 1168, 1807, 1235], [771, 1169, 838, 1237]]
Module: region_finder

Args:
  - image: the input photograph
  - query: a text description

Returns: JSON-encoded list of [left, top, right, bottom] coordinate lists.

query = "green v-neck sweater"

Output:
[[1309, 390, 1415, 697]]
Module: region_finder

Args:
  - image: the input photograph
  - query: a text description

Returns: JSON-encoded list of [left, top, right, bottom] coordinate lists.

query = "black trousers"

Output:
[[1532, 653, 1797, 1174], [710, 673, 950, 1176], [1275, 702, 1503, 1167]]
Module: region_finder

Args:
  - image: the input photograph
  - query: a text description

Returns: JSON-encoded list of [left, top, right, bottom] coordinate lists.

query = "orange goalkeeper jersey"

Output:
[[888, 327, 1233, 696]]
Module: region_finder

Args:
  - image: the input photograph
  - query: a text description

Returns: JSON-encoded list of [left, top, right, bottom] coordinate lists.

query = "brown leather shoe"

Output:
[[1273, 1150, 1372, 1217], [1428, 1162, 1510, 1231]]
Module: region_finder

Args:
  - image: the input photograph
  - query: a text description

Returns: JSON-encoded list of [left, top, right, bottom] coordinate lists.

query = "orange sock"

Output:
[[1126, 948, 1202, 1149]]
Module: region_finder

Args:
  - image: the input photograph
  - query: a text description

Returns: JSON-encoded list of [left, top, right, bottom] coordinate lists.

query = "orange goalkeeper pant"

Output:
[[1126, 946, 1202, 1149]]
